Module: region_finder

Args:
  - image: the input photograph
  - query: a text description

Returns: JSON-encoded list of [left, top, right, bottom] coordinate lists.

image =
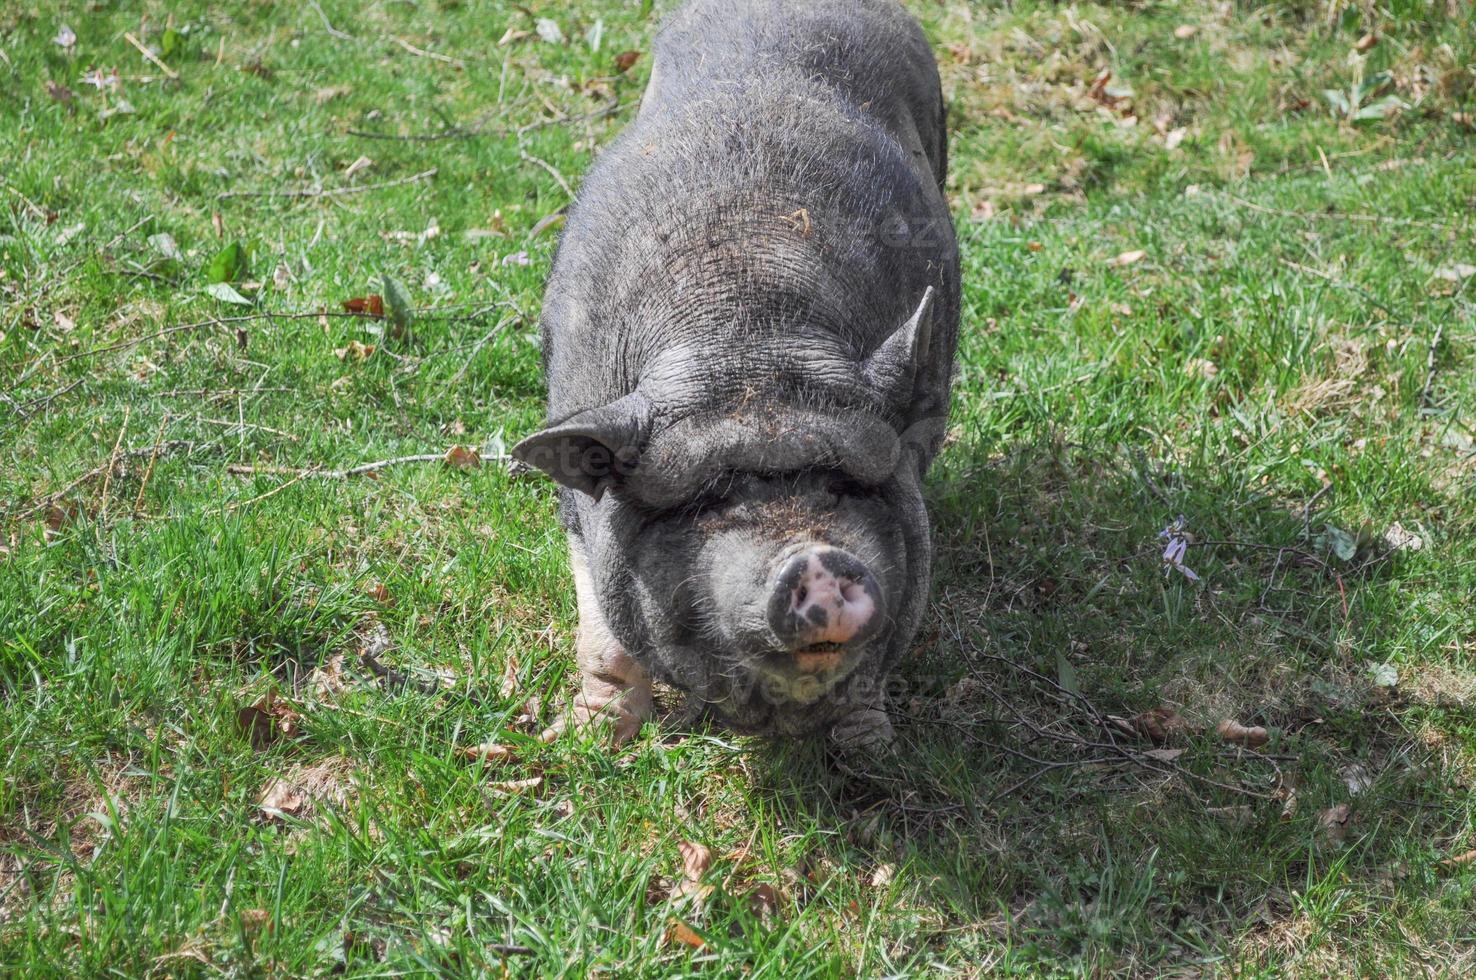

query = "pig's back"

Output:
[[643, 0, 946, 188], [540, 0, 958, 428]]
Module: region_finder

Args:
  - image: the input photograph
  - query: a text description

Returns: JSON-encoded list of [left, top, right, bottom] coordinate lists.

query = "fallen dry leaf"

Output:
[[444, 445, 482, 469], [1142, 747, 1185, 762], [334, 340, 375, 361], [1439, 849, 1476, 868], [239, 908, 272, 932], [498, 27, 530, 46], [1185, 357, 1220, 379], [1217, 718, 1270, 748], [1319, 802, 1352, 842], [869, 863, 895, 888], [364, 581, 392, 604], [341, 294, 385, 317], [309, 653, 348, 699], [670, 841, 716, 905], [1434, 263, 1476, 282], [1111, 707, 1189, 744], [1173, 24, 1198, 39], [679, 841, 713, 881], [487, 776, 542, 795], [614, 50, 642, 73], [459, 742, 513, 764], [1107, 249, 1147, 267], [665, 919, 705, 949], [343, 155, 374, 179], [237, 692, 302, 749], [46, 80, 75, 106], [258, 779, 307, 821], [1354, 32, 1378, 53], [747, 882, 782, 921]]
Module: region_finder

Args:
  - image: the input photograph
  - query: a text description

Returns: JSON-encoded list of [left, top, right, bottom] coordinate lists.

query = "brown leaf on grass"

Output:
[[665, 919, 705, 949], [1142, 747, 1185, 762], [670, 841, 715, 905], [869, 863, 895, 888], [46, 80, 75, 106], [237, 692, 302, 749], [258, 779, 307, 821], [614, 50, 642, 73], [1173, 24, 1198, 39], [1107, 249, 1147, 267], [309, 654, 348, 699], [44, 501, 88, 532], [334, 340, 375, 361], [487, 776, 542, 795], [1217, 719, 1270, 748], [679, 841, 713, 881], [1439, 849, 1476, 869], [239, 908, 272, 933], [1113, 707, 1190, 744], [747, 883, 782, 922], [341, 294, 385, 317], [1319, 802, 1352, 842], [444, 445, 482, 469], [459, 742, 513, 764], [364, 581, 392, 604], [1354, 32, 1378, 53]]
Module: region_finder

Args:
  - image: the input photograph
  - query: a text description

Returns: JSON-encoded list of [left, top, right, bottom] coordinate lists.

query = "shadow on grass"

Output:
[[744, 435, 1459, 969]]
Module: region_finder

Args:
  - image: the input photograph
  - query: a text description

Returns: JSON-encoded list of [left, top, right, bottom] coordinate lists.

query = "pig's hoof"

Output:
[[827, 705, 896, 755], [540, 692, 650, 747]]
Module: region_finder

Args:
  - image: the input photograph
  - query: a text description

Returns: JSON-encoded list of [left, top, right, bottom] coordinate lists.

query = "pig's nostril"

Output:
[[795, 585, 808, 606]]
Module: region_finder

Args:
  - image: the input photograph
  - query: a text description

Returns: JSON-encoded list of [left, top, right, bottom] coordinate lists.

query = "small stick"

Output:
[[226, 450, 508, 481], [391, 36, 465, 68], [1419, 322, 1446, 410], [213, 468, 316, 515], [306, 0, 353, 40], [519, 151, 574, 199], [97, 407, 132, 522], [1220, 192, 1462, 233], [218, 167, 437, 201], [132, 414, 171, 514], [7, 441, 195, 524], [123, 31, 180, 80]]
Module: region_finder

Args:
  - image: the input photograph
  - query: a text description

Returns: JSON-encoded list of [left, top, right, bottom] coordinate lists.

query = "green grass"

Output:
[[3, 0, 1475, 975]]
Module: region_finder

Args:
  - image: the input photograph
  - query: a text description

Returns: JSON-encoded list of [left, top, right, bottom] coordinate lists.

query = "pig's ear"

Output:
[[862, 286, 935, 401], [511, 393, 651, 500]]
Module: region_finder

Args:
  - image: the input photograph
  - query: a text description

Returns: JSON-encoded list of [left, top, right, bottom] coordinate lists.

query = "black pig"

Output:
[[513, 0, 959, 750]]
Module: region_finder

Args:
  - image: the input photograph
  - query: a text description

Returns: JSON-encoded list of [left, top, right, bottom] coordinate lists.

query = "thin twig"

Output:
[[132, 414, 171, 515], [1419, 322, 1446, 410], [226, 451, 508, 481], [1219, 192, 1463, 233], [123, 31, 179, 80], [97, 407, 132, 523], [6, 441, 197, 524], [449, 315, 516, 385], [218, 167, 437, 201], [390, 36, 465, 68], [519, 152, 574, 198], [213, 468, 316, 515], [306, 0, 353, 40]]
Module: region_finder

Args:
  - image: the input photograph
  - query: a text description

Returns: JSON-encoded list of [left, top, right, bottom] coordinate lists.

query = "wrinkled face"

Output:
[[626, 468, 908, 707]]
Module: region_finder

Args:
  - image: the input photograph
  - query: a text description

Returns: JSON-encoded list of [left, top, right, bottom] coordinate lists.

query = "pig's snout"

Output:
[[768, 546, 883, 669]]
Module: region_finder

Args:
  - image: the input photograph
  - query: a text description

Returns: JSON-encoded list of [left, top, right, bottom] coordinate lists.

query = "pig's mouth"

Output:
[[753, 638, 875, 701]]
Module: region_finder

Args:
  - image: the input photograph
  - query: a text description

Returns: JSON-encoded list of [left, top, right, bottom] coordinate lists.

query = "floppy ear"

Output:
[[861, 286, 935, 404], [511, 392, 651, 500]]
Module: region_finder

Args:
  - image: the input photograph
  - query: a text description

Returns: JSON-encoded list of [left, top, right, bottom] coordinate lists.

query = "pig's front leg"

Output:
[[827, 699, 896, 755], [540, 536, 653, 746]]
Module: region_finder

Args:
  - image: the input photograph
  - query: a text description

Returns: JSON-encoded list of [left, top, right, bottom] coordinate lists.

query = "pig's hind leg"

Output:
[[540, 536, 654, 746]]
